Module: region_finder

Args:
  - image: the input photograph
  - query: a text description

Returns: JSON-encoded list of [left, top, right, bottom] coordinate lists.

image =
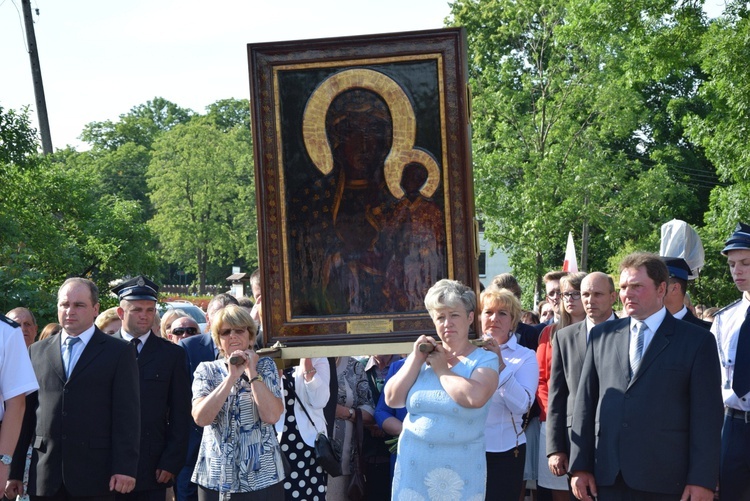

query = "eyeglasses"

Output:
[[220, 327, 249, 337], [562, 291, 581, 300], [172, 327, 198, 337], [547, 290, 561, 298]]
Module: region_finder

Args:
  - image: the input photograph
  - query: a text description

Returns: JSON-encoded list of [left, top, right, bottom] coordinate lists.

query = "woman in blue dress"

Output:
[[384, 279, 500, 501]]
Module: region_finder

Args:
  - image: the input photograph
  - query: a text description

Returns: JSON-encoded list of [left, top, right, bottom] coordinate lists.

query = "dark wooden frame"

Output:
[[248, 28, 477, 346]]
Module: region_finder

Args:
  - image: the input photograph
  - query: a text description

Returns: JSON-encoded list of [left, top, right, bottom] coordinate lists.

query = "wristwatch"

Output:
[[348, 407, 355, 419], [0, 454, 11, 465], [249, 375, 263, 384]]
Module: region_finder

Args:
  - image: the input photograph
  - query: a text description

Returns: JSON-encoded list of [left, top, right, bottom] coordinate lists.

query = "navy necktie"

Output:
[[131, 337, 141, 358], [732, 306, 750, 397]]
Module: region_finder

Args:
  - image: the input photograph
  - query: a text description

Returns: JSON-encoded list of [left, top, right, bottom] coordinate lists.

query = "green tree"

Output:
[[447, 0, 706, 299], [147, 117, 256, 293], [1, 107, 159, 322], [682, 2, 750, 306]]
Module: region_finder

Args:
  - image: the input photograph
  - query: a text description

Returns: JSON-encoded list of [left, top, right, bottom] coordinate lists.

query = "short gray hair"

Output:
[[424, 279, 476, 315]]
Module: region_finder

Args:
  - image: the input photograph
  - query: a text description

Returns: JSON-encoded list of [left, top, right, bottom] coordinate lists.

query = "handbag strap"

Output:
[[285, 373, 322, 433], [353, 407, 365, 470]]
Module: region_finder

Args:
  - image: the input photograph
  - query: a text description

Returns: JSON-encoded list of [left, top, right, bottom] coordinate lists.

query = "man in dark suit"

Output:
[[111, 276, 191, 501], [660, 256, 712, 330], [9, 278, 140, 501], [546, 271, 617, 485], [569, 253, 723, 501], [175, 293, 238, 501]]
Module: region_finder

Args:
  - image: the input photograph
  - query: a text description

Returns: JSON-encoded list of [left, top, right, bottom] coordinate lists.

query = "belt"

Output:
[[725, 407, 750, 423]]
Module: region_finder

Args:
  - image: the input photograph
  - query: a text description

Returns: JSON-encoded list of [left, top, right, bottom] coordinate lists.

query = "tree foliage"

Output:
[[447, 0, 709, 301], [0, 107, 159, 322], [147, 115, 256, 293], [679, 1, 750, 306]]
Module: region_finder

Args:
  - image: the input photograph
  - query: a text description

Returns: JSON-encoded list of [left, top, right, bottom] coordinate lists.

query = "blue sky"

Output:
[[2, 0, 726, 151], [1, 0, 450, 149]]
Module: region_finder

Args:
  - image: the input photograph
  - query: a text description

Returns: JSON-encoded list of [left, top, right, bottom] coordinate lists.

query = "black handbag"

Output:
[[313, 431, 343, 477], [289, 379, 343, 477], [347, 407, 367, 501]]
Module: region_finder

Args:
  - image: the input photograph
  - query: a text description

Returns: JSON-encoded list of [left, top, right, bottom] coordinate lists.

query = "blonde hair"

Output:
[[210, 304, 257, 355], [161, 309, 188, 338], [480, 287, 522, 333], [95, 307, 121, 331]]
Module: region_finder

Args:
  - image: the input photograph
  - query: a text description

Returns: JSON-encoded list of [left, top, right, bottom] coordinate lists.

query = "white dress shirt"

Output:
[[60, 325, 96, 376], [629, 307, 667, 363], [485, 334, 539, 452], [712, 295, 750, 410]]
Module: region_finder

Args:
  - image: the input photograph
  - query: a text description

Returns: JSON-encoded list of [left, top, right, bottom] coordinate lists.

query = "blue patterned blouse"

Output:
[[191, 357, 285, 496]]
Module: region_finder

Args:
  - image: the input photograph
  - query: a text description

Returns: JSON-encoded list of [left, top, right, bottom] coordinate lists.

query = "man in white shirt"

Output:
[[0, 315, 39, 498], [711, 221, 750, 500]]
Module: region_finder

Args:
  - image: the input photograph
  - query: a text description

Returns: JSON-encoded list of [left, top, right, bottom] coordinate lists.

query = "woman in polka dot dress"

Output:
[[279, 358, 331, 500]]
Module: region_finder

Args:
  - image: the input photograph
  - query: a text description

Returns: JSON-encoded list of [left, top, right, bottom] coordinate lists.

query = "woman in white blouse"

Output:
[[277, 357, 331, 501], [481, 287, 540, 500]]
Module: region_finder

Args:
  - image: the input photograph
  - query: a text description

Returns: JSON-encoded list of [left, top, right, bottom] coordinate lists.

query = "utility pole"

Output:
[[21, 0, 53, 154]]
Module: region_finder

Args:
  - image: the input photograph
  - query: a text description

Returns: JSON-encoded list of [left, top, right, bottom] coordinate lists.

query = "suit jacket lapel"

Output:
[[575, 322, 587, 369], [612, 319, 632, 385], [69, 329, 106, 381], [629, 314, 672, 387], [49, 336, 67, 383]]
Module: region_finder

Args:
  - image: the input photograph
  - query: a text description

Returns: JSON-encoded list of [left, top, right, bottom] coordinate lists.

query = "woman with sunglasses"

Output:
[[536, 272, 587, 500], [191, 304, 285, 501]]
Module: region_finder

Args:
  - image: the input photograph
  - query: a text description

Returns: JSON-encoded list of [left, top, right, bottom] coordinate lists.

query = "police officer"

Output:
[[712, 222, 750, 500], [111, 276, 191, 501]]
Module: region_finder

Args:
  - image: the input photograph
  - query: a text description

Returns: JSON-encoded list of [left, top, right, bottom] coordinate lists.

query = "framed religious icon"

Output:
[[248, 27, 478, 347]]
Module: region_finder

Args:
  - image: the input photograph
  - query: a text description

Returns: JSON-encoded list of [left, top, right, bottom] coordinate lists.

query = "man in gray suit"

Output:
[[546, 272, 617, 482], [569, 253, 723, 501]]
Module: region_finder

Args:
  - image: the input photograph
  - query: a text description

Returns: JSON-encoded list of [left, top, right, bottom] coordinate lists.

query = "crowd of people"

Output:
[[1, 221, 749, 501]]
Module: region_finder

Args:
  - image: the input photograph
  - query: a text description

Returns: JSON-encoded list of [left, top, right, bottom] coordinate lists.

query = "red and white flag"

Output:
[[563, 231, 579, 272]]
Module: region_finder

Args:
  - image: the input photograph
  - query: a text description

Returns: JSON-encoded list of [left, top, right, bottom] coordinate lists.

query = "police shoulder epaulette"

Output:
[[714, 298, 743, 316], [0, 313, 20, 328]]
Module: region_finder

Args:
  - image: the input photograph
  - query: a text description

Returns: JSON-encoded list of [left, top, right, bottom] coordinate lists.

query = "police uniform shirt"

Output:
[[711, 295, 750, 410], [119, 330, 151, 354], [0, 316, 39, 421]]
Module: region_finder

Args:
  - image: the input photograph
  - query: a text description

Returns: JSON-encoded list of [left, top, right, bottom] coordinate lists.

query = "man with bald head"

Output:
[[168, 317, 200, 343], [6, 307, 37, 347], [546, 272, 617, 486]]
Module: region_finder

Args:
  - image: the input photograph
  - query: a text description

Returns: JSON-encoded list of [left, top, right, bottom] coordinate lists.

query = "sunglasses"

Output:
[[172, 327, 199, 337]]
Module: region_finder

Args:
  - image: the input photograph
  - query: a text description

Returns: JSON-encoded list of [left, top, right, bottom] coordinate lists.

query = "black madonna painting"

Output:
[[249, 28, 477, 344]]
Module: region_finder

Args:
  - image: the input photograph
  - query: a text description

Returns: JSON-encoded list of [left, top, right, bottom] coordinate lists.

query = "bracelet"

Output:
[[249, 375, 263, 384], [303, 368, 317, 376]]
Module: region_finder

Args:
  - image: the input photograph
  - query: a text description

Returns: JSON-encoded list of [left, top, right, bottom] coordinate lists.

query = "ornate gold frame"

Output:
[[248, 28, 476, 346]]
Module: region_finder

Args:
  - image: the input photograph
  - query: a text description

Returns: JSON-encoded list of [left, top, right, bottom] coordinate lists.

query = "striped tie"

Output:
[[630, 322, 646, 378]]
